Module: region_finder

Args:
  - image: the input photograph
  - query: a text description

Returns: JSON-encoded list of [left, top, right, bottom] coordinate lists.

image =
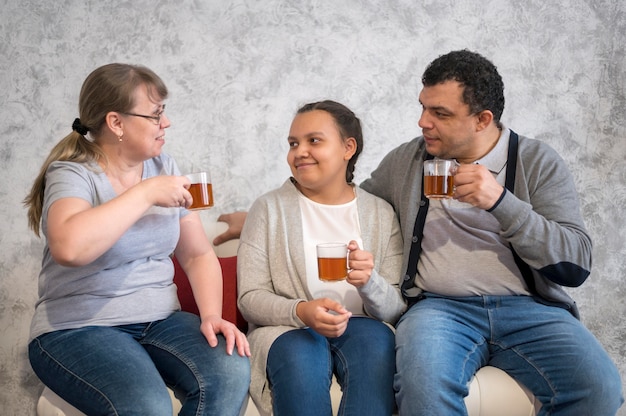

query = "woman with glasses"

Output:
[[24, 63, 250, 416]]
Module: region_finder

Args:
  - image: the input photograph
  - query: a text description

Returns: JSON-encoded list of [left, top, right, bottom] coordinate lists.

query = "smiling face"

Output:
[[418, 80, 487, 162], [287, 109, 356, 198], [119, 83, 170, 162]]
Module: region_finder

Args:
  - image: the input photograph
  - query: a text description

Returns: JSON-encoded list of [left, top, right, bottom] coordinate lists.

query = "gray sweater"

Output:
[[237, 179, 405, 415], [361, 129, 592, 318]]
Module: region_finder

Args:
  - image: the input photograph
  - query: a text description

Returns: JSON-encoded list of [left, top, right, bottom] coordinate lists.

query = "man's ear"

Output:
[[475, 110, 494, 132]]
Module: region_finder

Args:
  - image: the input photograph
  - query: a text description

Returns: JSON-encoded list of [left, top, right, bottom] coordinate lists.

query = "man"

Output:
[[215, 50, 623, 414], [359, 49, 622, 415]]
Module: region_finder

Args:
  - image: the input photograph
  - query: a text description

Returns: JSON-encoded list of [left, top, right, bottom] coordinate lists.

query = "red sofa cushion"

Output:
[[172, 255, 247, 332]]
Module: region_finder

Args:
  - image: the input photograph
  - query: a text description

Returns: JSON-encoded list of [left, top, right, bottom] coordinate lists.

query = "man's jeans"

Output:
[[267, 316, 396, 416], [29, 311, 250, 416], [394, 294, 623, 416]]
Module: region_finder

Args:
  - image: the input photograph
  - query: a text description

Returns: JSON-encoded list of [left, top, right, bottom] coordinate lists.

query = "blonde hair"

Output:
[[24, 63, 168, 236]]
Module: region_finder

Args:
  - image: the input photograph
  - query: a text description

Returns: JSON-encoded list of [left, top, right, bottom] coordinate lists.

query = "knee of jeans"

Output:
[[269, 348, 328, 379], [126, 391, 173, 416], [219, 354, 251, 389], [270, 331, 328, 367], [268, 338, 330, 384], [352, 334, 394, 369], [190, 348, 250, 394]]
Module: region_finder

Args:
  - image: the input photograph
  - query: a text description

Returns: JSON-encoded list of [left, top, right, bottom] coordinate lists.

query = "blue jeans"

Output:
[[267, 316, 396, 416], [394, 294, 623, 416], [29, 311, 250, 416]]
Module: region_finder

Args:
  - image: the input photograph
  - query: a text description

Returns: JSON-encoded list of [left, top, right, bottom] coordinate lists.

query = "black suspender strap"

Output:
[[505, 131, 537, 294], [504, 131, 518, 190], [401, 154, 433, 305]]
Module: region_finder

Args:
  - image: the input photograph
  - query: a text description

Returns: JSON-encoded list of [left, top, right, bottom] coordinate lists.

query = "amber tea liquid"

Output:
[[317, 257, 348, 282], [188, 183, 214, 210], [424, 175, 454, 199]]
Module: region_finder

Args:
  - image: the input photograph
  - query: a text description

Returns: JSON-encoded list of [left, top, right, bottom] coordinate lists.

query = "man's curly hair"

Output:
[[422, 50, 505, 127]]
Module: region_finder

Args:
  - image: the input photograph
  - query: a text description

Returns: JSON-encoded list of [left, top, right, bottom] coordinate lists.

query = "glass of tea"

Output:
[[185, 171, 214, 210], [316, 243, 348, 282], [423, 159, 456, 199]]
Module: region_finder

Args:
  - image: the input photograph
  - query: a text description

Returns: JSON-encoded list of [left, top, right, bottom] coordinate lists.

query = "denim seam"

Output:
[[488, 303, 556, 412], [502, 344, 558, 414], [330, 342, 346, 416], [461, 337, 487, 391], [142, 339, 205, 416], [34, 337, 119, 415]]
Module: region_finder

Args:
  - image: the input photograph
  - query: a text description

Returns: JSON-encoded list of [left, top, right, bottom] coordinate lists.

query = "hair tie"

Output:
[[72, 118, 89, 136]]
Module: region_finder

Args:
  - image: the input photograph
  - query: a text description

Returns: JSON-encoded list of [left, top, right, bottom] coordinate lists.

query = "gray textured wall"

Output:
[[1, 0, 625, 413]]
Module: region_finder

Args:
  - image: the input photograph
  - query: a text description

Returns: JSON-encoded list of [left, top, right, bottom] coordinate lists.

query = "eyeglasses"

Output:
[[122, 105, 166, 125]]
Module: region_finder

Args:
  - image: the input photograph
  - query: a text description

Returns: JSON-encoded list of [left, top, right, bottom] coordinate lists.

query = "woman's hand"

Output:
[[141, 175, 193, 208], [346, 240, 374, 288], [199, 314, 251, 357], [296, 298, 352, 338]]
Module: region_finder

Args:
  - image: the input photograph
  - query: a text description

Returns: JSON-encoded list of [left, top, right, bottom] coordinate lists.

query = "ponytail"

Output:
[[23, 131, 105, 236]]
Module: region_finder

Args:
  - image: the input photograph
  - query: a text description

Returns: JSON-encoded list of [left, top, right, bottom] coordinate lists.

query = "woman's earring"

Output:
[[118, 132, 123, 142]]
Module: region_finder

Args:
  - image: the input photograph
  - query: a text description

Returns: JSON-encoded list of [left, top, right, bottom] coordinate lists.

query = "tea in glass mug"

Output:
[[186, 171, 214, 210], [316, 243, 348, 282], [423, 159, 456, 199]]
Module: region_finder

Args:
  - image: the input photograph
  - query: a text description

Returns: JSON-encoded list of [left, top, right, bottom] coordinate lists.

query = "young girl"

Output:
[[237, 100, 405, 416]]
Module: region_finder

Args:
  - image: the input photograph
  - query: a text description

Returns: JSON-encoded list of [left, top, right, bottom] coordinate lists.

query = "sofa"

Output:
[[36, 220, 540, 416]]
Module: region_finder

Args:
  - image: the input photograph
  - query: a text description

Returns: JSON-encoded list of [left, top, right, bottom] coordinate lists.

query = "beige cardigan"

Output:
[[237, 179, 405, 415]]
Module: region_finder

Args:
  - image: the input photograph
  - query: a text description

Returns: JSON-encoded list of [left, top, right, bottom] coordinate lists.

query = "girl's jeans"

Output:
[[29, 311, 250, 416], [267, 316, 396, 416], [394, 294, 623, 416]]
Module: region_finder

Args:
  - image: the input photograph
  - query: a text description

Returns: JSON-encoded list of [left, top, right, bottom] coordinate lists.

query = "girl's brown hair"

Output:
[[296, 100, 363, 183]]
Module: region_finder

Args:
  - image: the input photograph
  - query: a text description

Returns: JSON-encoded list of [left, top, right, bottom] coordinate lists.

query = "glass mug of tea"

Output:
[[185, 171, 214, 210], [316, 243, 348, 282], [423, 159, 456, 199]]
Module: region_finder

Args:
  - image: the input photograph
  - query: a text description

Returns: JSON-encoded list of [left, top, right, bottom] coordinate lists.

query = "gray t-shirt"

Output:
[[29, 153, 187, 341]]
